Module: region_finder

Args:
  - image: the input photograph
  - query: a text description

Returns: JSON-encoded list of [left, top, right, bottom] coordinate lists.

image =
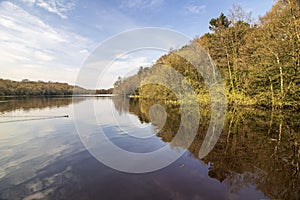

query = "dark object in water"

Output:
[[0, 114, 69, 124]]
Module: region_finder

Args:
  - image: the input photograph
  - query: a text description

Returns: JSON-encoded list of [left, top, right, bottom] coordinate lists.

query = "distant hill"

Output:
[[0, 78, 112, 96]]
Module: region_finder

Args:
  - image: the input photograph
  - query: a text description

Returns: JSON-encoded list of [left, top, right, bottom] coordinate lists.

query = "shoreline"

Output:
[[127, 94, 300, 110]]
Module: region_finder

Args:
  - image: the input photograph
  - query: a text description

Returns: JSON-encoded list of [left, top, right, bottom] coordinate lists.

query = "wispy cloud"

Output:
[[21, 0, 76, 19], [97, 52, 162, 89], [0, 1, 92, 84], [20, 0, 36, 5], [121, 0, 164, 9], [184, 3, 206, 14]]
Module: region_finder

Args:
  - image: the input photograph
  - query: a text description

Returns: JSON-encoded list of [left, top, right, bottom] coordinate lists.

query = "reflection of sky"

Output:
[[0, 97, 170, 198], [0, 103, 82, 186], [96, 98, 155, 138], [0, 97, 269, 199], [76, 98, 167, 152]]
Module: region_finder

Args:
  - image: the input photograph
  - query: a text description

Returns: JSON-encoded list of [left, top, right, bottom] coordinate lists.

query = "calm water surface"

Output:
[[0, 96, 299, 200]]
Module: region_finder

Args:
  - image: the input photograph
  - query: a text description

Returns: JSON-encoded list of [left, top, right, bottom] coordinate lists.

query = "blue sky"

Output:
[[0, 0, 274, 88]]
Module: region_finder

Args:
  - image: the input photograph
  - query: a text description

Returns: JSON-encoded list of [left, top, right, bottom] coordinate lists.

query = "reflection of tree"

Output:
[[205, 107, 300, 199], [112, 96, 149, 123], [117, 97, 300, 199], [0, 97, 84, 113], [112, 95, 130, 115]]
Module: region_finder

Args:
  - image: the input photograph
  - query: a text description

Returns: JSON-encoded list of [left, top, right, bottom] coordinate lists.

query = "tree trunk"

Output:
[[275, 54, 284, 100], [225, 46, 235, 97], [220, 31, 235, 98], [269, 76, 275, 107]]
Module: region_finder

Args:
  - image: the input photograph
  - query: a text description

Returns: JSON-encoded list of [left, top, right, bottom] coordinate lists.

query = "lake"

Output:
[[0, 96, 299, 200]]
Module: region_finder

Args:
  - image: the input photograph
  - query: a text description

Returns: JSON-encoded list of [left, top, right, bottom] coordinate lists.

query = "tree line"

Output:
[[0, 78, 113, 96], [114, 0, 299, 108], [0, 79, 74, 96]]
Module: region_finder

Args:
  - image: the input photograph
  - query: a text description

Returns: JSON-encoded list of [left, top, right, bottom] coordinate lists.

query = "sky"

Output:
[[0, 0, 275, 89]]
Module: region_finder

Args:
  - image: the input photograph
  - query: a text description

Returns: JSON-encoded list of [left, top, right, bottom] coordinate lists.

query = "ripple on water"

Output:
[[0, 168, 6, 179]]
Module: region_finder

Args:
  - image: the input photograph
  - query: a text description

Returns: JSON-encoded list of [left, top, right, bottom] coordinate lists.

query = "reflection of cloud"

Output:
[[0, 100, 85, 188], [121, 0, 164, 9], [23, 188, 54, 200]]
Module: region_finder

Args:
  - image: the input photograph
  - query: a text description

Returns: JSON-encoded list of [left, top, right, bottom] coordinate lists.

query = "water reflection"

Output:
[[0, 96, 83, 113], [0, 96, 298, 199], [113, 96, 300, 200]]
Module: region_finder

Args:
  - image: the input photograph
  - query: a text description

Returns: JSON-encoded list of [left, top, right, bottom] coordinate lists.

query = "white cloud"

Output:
[[80, 49, 88, 53], [21, 0, 76, 19], [20, 0, 36, 5], [121, 0, 164, 9], [185, 4, 206, 14], [33, 51, 54, 62], [94, 50, 164, 89], [0, 1, 93, 84]]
